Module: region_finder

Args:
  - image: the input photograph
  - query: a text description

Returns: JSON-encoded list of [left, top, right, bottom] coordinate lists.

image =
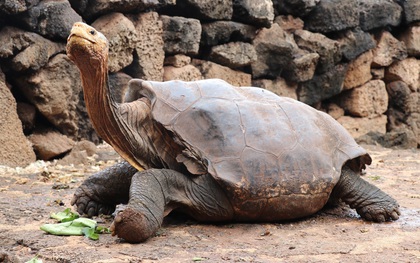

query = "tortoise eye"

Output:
[[89, 30, 95, 35]]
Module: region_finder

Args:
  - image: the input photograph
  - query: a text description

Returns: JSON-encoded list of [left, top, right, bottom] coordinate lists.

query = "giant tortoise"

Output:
[[66, 22, 400, 243]]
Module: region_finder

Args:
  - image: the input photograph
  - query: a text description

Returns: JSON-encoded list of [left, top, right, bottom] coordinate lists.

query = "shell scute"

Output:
[[151, 80, 202, 112], [238, 101, 297, 157], [174, 98, 246, 160]]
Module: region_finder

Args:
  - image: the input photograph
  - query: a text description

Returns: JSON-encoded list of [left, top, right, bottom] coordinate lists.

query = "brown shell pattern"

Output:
[[139, 79, 370, 199]]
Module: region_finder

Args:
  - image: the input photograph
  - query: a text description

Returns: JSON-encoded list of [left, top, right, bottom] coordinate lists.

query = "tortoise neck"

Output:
[[79, 58, 135, 165], [79, 56, 180, 171], [80, 60, 118, 140]]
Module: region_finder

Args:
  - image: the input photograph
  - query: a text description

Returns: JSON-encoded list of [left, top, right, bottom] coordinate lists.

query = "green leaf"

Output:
[[40, 218, 97, 236], [82, 227, 99, 240], [41, 209, 111, 240], [96, 225, 111, 234], [50, 208, 79, 222], [40, 221, 83, 236], [25, 256, 43, 263], [71, 218, 97, 229]]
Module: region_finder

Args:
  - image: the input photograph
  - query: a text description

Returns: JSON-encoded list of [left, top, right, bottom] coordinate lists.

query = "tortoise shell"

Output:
[[130, 78, 371, 220]]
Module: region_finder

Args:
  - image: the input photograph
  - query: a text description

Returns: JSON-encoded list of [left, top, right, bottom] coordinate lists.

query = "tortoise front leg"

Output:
[[332, 165, 400, 222], [110, 169, 234, 243], [71, 161, 138, 217]]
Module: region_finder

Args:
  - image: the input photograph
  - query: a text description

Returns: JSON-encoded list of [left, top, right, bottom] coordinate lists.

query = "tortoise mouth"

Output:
[[67, 33, 96, 44]]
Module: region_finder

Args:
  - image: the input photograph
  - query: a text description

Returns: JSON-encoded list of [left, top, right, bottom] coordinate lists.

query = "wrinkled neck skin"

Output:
[[79, 57, 116, 141], [77, 55, 145, 170]]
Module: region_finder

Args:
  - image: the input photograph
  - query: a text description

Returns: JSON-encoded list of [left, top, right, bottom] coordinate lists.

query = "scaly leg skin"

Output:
[[71, 161, 138, 217], [332, 165, 400, 222], [110, 169, 234, 243]]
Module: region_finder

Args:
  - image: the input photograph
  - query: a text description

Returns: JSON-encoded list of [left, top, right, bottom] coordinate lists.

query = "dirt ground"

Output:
[[0, 144, 419, 263]]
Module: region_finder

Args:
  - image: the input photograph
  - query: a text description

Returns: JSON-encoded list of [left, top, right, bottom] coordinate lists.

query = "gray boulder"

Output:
[[358, 0, 402, 31], [282, 50, 319, 82], [69, 0, 175, 19], [232, 0, 274, 27], [0, 26, 64, 71], [303, 0, 359, 33], [386, 81, 411, 117], [18, 0, 82, 40], [209, 42, 257, 68], [251, 23, 295, 78], [298, 63, 348, 106], [294, 29, 341, 74], [0, 0, 39, 14], [161, 15, 201, 55], [401, 0, 420, 24], [170, 0, 233, 20], [201, 21, 256, 46], [386, 81, 420, 147], [335, 27, 376, 61], [272, 0, 319, 17]]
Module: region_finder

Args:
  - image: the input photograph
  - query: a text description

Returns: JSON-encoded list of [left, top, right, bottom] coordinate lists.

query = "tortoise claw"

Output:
[[72, 185, 116, 217], [357, 202, 400, 222], [109, 212, 122, 237], [391, 211, 400, 221]]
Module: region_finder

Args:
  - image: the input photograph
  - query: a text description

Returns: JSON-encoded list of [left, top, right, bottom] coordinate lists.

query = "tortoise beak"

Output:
[[67, 22, 97, 44]]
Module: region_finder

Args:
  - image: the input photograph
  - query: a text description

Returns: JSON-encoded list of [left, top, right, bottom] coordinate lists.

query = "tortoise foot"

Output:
[[71, 185, 116, 217], [110, 207, 156, 243], [356, 201, 400, 222], [333, 166, 401, 223]]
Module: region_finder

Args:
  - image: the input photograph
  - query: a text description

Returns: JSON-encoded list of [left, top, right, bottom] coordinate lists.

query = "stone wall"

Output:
[[0, 0, 419, 167]]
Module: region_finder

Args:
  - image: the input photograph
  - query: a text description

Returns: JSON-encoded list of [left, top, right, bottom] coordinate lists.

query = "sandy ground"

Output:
[[0, 144, 419, 263]]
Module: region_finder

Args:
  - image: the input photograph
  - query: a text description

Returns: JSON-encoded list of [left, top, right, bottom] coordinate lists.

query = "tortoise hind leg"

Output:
[[331, 165, 400, 222], [110, 169, 234, 243]]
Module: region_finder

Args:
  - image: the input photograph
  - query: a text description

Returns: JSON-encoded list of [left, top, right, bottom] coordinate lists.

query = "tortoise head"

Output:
[[66, 22, 109, 71]]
